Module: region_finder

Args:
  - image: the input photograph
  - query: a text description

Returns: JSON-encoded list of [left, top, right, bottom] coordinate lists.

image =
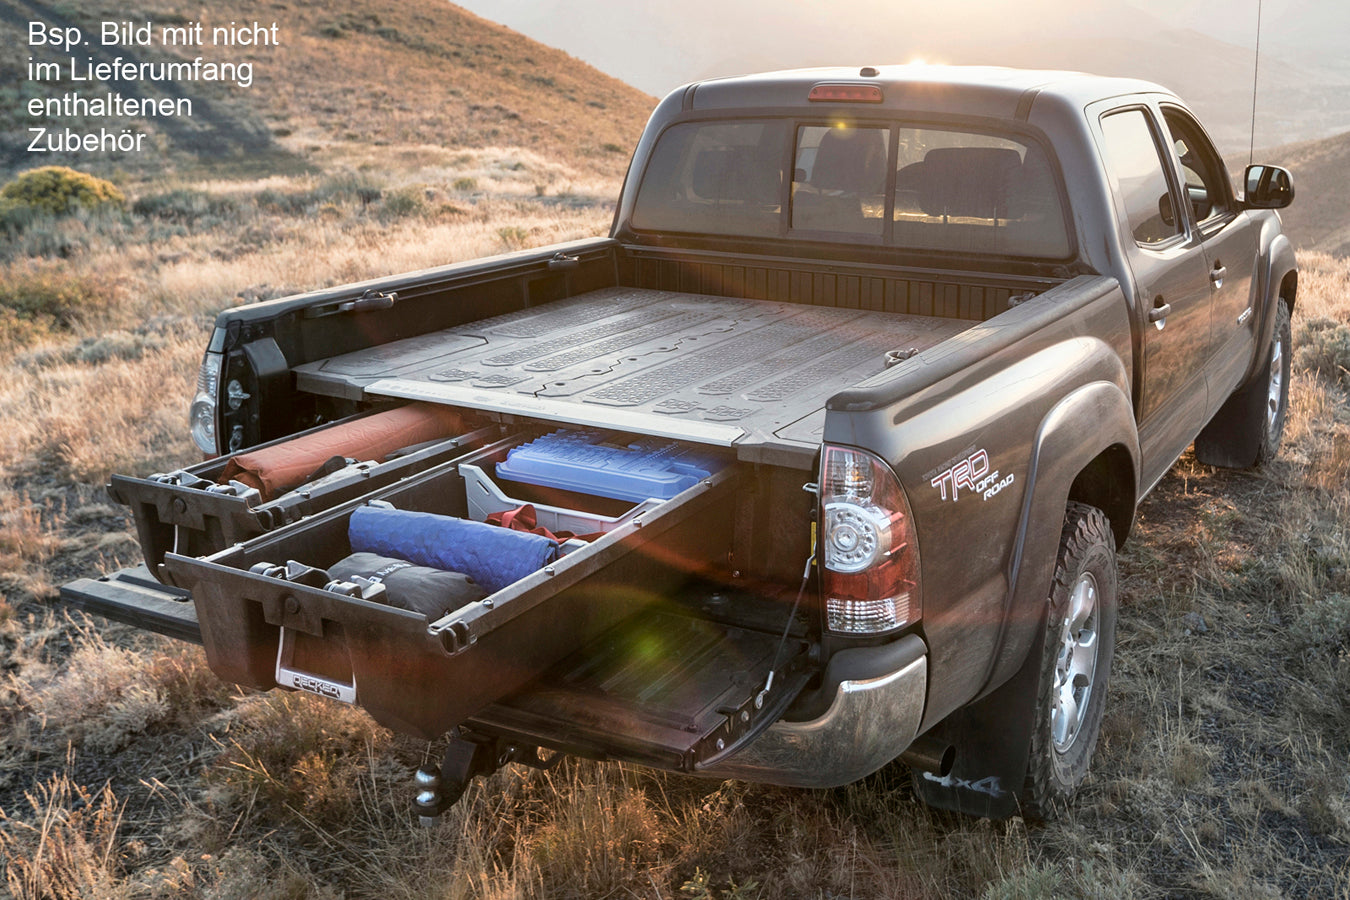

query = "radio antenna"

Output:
[[1249, 0, 1263, 165]]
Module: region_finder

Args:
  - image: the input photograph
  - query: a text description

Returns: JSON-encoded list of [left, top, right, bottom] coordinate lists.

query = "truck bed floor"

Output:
[[293, 287, 971, 465]]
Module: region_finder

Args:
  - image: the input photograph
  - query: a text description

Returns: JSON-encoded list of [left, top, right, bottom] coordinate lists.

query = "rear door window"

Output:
[[1098, 109, 1184, 246]]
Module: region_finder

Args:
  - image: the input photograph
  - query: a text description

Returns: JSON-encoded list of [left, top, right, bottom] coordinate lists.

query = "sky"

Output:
[[452, 0, 1350, 153]]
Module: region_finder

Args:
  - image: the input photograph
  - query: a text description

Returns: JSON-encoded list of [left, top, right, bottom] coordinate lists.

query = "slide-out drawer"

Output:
[[162, 433, 741, 739], [110, 404, 495, 577]]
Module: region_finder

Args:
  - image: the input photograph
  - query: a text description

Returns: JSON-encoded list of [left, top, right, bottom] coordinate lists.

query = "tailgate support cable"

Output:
[[756, 551, 814, 711]]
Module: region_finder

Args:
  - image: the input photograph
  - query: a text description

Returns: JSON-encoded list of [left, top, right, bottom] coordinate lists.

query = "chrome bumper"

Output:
[[698, 638, 927, 788]]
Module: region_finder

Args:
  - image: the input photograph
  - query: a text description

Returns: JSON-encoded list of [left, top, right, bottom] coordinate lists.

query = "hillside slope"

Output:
[[1261, 130, 1350, 257], [2, 0, 655, 179]]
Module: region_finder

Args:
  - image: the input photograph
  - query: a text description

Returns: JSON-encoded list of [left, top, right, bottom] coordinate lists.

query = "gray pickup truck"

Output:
[[64, 66, 1297, 820]]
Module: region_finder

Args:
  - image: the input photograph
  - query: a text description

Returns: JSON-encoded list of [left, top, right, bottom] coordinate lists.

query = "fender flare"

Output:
[[981, 379, 1139, 697], [913, 381, 1138, 817], [1244, 226, 1297, 389]]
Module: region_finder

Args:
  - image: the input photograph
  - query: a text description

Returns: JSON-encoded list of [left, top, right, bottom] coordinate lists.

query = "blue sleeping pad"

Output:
[[348, 506, 558, 595]]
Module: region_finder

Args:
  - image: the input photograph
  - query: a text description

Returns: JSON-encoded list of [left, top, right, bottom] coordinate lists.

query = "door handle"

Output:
[[1148, 302, 1172, 324], [1209, 265, 1227, 287]]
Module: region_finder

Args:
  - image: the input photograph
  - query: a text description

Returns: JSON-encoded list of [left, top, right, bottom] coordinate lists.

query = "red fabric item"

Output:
[[218, 403, 470, 501], [485, 504, 603, 543]]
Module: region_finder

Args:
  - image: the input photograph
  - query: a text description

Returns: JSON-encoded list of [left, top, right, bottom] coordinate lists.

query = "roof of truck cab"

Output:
[[682, 65, 1176, 118]]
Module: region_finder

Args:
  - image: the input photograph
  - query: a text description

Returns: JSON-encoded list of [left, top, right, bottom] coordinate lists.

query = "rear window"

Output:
[[632, 119, 1071, 259], [632, 121, 789, 237]]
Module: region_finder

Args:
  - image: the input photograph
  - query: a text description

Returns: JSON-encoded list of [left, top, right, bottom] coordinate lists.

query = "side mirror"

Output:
[[1243, 164, 1294, 209]]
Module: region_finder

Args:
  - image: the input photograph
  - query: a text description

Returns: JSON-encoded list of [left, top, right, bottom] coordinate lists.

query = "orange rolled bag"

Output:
[[218, 403, 470, 502]]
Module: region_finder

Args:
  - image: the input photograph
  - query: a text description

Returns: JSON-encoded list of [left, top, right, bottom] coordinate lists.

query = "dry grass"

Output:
[[0, 770, 127, 900]]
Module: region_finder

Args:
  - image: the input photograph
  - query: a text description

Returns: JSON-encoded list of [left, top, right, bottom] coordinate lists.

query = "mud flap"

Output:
[[908, 621, 1046, 819]]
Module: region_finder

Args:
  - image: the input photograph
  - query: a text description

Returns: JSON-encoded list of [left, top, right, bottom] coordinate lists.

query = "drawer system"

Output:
[[66, 422, 814, 773]]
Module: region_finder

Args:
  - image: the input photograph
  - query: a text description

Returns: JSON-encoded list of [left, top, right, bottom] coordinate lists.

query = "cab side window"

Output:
[[1161, 107, 1232, 227], [1099, 109, 1183, 246]]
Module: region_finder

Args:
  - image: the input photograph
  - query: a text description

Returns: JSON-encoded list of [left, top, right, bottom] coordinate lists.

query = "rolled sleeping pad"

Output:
[[348, 506, 559, 596], [218, 403, 471, 502], [328, 551, 487, 619]]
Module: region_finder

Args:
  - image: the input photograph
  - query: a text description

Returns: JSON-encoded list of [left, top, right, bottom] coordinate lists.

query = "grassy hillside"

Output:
[[1263, 130, 1350, 258], [2, 0, 655, 180]]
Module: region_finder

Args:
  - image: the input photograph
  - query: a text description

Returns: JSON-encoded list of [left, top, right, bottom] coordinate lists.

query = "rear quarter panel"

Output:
[[824, 275, 1137, 730]]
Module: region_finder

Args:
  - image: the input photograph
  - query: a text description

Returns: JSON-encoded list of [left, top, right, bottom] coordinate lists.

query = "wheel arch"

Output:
[[1067, 442, 1136, 548], [1279, 267, 1298, 315], [970, 380, 1138, 705], [1247, 229, 1298, 388]]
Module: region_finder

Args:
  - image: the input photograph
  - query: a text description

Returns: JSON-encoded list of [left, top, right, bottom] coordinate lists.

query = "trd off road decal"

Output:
[[930, 448, 1015, 503]]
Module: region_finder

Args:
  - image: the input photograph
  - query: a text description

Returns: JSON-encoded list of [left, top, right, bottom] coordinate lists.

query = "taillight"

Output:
[[188, 350, 223, 455], [819, 445, 920, 635]]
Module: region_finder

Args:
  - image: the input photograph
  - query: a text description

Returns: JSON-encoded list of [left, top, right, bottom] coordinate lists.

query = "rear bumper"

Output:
[[697, 635, 927, 788]]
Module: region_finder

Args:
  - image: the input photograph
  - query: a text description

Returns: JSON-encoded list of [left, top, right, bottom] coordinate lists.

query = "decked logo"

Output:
[[291, 673, 344, 700]]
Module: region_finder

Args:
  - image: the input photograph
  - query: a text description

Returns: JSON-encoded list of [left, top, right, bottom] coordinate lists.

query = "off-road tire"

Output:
[[1253, 297, 1292, 466], [1020, 502, 1118, 820]]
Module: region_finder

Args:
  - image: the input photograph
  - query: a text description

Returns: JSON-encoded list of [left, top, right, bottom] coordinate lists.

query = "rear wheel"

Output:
[[1254, 298, 1292, 465], [1020, 502, 1117, 819]]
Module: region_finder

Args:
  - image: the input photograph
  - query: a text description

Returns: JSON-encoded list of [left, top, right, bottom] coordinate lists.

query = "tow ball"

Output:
[[413, 729, 564, 825]]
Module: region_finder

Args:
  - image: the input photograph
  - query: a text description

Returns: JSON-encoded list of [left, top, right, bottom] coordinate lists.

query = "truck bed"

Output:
[[293, 287, 972, 467]]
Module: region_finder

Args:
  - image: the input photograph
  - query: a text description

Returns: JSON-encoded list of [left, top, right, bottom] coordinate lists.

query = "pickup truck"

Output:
[[63, 65, 1297, 820]]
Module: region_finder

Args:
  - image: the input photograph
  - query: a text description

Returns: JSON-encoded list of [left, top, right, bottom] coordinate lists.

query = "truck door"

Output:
[[1096, 106, 1213, 485], [1159, 105, 1260, 406]]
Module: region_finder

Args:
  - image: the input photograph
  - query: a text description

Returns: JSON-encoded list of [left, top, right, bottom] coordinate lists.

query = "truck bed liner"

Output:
[[294, 287, 971, 466]]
